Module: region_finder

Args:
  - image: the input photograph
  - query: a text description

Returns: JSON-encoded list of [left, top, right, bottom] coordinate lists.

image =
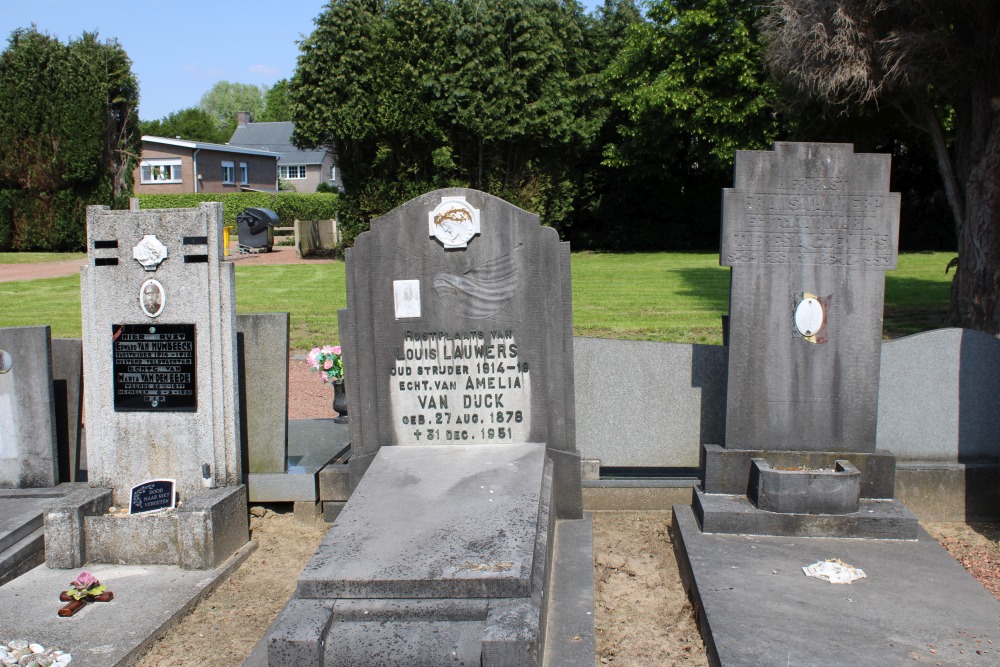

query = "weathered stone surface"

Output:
[[574, 338, 725, 468], [340, 188, 580, 517], [51, 338, 84, 483], [693, 488, 918, 539], [702, 444, 896, 499], [268, 598, 336, 667], [673, 504, 1000, 666], [297, 444, 545, 600], [81, 203, 241, 505], [238, 312, 289, 474], [749, 458, 861, 515], [43, 486, 113, 569], [722, 142, 900, 453], [0, 326, 58, 488], [877, 328, 1000, 462]]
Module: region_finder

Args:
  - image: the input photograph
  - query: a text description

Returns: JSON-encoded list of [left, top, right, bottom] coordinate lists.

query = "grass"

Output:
[[0, 251, 956, 350], [0, 251, 86, 264]]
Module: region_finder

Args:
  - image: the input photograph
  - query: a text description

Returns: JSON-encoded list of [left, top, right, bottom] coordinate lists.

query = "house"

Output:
[[228, 112, 342, 193], [134, 136, 280, 194]]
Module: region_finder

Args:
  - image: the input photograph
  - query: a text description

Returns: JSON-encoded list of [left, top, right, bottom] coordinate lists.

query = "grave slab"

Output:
[[297, 443, 545, 600], [0, 541, 255, 667], [673, 504, 1000, 667], [0, 487, 81, 586]]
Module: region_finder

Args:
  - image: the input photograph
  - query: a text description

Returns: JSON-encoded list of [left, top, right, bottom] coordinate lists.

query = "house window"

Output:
[[239, 162, 249, 185], [222, 161, 235, 184], [329, 165, 337, 181], [140, 159, 182, 184], [280, 164, 307, 180]]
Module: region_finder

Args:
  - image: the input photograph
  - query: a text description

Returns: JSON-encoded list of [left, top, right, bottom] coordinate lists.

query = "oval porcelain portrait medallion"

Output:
[[140, 279, 166, 318]]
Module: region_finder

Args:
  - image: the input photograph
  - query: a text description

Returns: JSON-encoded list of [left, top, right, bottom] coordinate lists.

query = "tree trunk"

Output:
[[948, 107, 1000, 333]]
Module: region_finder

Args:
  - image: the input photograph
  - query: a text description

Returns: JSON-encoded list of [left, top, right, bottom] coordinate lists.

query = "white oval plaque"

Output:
[[794, 297, 824, 337], [140, 279, 166, 318]]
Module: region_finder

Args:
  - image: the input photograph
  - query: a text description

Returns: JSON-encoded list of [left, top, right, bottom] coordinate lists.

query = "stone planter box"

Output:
[[749, 458, 861, 515]]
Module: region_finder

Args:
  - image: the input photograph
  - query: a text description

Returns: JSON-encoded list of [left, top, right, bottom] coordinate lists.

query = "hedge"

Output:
[[136, 192, 339, 227]]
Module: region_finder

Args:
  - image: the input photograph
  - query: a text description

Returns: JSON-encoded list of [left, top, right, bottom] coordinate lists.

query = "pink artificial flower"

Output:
[[323, 358, 334, 370], [321, 345, 335, 355], [332, 346, 342, 356], [307, 348, 321, 366], [71, 571, 99, 590]]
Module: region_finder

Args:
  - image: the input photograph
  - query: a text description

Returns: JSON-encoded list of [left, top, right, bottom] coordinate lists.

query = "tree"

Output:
[[290, 0, 596, 242], [198, 80, 266, 134], [762, 0, 1000, 333], [259, 79, 294, 122], [0, 27, 139, 250], [593, 0, 776, 248], [141, 107, 230, 143]]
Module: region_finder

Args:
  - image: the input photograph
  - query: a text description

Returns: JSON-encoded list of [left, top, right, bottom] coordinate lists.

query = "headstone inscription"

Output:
[[267, 189, 586, 667], [44, 203, 248, 570], [696, 142, 916, 538]]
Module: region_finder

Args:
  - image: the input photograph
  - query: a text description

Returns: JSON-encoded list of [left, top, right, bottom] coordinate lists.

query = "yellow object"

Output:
[[223, 226, 231, 256]]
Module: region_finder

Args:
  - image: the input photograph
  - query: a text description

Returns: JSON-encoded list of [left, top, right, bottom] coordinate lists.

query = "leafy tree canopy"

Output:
[[762, 0, 1000, 332], [198, 80, 266, 135], [290, 0, 598, 241], [141, 106, 230, 143], [259, 79, 294, 122], [0, 26, 139, 250]]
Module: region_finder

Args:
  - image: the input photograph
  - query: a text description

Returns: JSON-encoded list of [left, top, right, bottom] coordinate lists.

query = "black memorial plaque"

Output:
[[113, 324, 197, 411], [129, 479, 176, 514]]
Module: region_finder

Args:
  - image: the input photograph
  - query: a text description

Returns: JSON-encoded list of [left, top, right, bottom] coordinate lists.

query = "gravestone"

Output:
[[696, 142, 917, 538], [237, 312, 289, 475], [51, 338, 85, 482], [45, 203, 248, 570], [267, 189, 586, 666], [0, 326, 58, 489]]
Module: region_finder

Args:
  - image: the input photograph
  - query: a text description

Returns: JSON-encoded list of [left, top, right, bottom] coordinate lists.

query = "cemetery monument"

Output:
[[45, 203, 248, 570], [266, 189, 588, 666], [693, 142, 917, 537]]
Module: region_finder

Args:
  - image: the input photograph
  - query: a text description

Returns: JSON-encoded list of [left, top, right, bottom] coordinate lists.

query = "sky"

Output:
[[0, 0, 333, 121], [2, 0, 605, 123]]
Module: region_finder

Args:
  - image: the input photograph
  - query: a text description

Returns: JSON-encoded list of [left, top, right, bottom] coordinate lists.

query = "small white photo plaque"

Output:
[[394, 280, 421, 319]]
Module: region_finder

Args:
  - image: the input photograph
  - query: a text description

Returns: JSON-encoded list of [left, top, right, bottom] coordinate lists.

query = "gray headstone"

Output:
[[237, 312, 289, 474], [341, 188, 581, 516], [46, 203, 248, 570], [877, 328, 1000, 462], [573, 338, 726, 467], [80, 203, 241, 504], [0, 326, 58, 488], [51, 338, 84, 482], [721, 142, 900, 452]]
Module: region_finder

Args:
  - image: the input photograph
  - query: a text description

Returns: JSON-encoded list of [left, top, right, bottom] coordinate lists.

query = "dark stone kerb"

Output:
[[750, 458, 861, 515]]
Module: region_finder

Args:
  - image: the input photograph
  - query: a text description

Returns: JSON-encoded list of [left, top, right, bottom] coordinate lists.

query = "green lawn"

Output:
[[0, 251, 956, 350], [0, 252, 86, 264]]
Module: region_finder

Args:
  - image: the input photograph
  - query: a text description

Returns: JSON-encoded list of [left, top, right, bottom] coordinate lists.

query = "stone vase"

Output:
[[332, 379, 349, 424]]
